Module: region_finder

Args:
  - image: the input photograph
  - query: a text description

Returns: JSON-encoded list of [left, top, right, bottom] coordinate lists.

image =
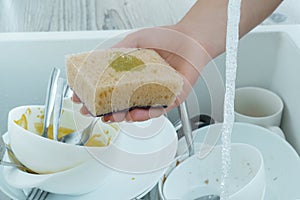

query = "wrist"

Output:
[[175, 18, 226, 60]]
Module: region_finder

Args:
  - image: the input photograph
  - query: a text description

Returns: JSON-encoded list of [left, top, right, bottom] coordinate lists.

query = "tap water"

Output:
[[220, 0, 242, 199]]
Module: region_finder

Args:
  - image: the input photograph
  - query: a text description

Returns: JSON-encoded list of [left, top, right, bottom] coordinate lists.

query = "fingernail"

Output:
[[80, 111, 91, 117], [101, 117, 112, 123], [148, 107, 165, 118], [111, 112, 126, 122], [71, 96, 81, 104]]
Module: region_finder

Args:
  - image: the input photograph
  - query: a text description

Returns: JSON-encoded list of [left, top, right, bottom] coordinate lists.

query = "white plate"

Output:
[[177, 123, 300, 200], [0, 116, 177, 199]]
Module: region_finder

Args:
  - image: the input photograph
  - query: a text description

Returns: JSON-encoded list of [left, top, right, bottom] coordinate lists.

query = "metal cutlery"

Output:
[[42, 68, 60, 138], [52, 78, 67, 141], [178, 101, 194, 156], [194, 195, 220, 200], [60, 117, 100, 145], [26, 187, 49, 200], [25, 69, 63, 200]]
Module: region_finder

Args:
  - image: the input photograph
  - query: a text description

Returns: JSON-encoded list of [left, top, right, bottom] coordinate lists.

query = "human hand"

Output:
[[72, 25, 213, 122]]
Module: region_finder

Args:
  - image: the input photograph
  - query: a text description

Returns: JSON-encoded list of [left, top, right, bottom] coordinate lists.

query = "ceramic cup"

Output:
[[234, 87, 285, 139]]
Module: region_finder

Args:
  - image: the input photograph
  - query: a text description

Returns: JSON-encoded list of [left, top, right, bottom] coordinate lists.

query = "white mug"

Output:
[[234, 87, 285, 139]]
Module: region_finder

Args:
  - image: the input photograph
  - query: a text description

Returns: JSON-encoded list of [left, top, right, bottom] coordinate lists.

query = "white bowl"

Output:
[[7, 104, 178, 181], [162, 143, 266, 200], [8, 105, 119, 174], [2, 151, 112, 195]]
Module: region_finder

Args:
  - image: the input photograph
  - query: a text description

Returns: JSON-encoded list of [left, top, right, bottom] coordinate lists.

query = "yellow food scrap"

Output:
[[34, 122, 74, 139], [14, 114, 28, 130], [34, 122, 43, 136], [109, 124, 119, 131], [107, 137, 111, 145], [36, 115, 44, 120], [25, 108, 32, 115], [85, 134, 108, 147]]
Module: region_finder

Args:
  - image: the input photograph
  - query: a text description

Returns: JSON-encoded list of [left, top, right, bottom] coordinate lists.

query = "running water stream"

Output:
[[220, 0, 242, 199]]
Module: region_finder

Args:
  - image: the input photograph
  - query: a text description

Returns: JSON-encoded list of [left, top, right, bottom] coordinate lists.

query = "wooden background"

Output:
[[0, 0, 195, 32]]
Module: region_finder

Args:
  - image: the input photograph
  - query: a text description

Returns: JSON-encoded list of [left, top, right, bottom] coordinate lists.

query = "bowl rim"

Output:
[[8, 105, 119, 149], [160, 143, 265, 199], [235, 86, 284, 120]]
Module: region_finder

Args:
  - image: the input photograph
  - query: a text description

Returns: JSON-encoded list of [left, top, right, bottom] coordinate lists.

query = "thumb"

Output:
[[112, 31, 140, 48]]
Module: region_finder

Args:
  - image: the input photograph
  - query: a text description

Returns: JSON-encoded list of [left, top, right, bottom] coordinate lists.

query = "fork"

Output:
[[0, 135, 21, 168], [0, 136, 48, 200], [26, 187, 49, 200], [0, 135, 6, 163]]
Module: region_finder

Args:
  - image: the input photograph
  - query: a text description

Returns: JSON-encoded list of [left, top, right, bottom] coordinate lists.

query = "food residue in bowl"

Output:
[[85, 134, 110, 147], [14, 113, 28, 130], [14, 107, 115, 147], [14, 108, 74, 139], [34, 122, 75, 140]]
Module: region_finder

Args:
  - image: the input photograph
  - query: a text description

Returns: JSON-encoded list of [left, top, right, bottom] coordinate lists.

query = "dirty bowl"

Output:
[[162, 143, 266, 200], [8, 105, 119, 174]]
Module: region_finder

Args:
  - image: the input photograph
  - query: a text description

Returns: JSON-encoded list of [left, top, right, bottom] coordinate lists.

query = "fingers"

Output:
[[80, 106, 92, 116], [103, 112, 126, 122], [102, 107, 166, 123], [128, 108, 165, 121], [71, 93, 93, 116], [72, 91, 168, 121], [71, 93, 81, 103], [112, 33, 138, 48]]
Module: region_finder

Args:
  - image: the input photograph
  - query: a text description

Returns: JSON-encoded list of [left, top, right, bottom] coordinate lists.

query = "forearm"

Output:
[[176, 0, 282, 59]]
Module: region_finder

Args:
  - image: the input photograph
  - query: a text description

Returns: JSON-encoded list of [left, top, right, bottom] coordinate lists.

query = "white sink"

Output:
[[0, 25, 300, 154], [189, 25, 300, 154]]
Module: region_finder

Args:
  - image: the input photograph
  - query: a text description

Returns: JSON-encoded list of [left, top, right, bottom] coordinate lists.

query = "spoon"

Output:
[[52, 78, 67, 141], [42, 67, 60, 138], [50, 77, 99, 145], [194, 195, 220, 200], [51, 78, 99, 145], [60, 117, 100, 145]]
